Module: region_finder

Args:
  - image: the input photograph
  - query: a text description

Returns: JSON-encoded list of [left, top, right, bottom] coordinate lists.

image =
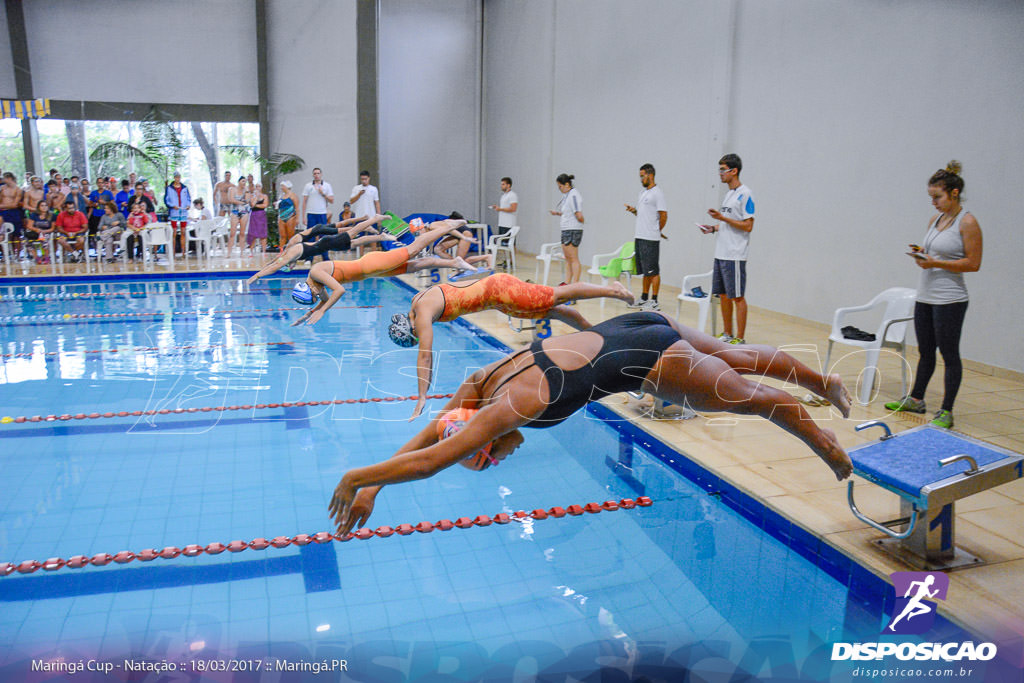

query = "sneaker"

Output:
[[640, 299, 660, 311], [728, 337, 745, 344], [930, 409, 954, 429], [628, 298, 646, 309], [883, 395, 927, 413], [716, 333, 734, 343]]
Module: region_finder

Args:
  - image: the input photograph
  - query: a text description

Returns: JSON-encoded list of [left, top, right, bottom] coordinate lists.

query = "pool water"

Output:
[[0, 276, 998, 681]]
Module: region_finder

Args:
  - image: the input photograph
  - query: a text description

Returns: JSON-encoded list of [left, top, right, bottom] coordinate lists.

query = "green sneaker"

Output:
[[883, 395, 927, 413], [728, 337, 745, 345], [930, 409, 954, 429], [716, 333, 733, 343]]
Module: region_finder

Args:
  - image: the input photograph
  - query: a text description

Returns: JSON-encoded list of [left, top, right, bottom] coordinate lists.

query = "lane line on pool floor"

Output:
[[0, 305, 381, 325], [0, 498, 654, 577], [1, 340, 296, 360]]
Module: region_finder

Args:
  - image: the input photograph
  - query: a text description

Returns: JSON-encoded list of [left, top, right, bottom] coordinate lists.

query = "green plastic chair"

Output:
[[597, 242, 636, 281]]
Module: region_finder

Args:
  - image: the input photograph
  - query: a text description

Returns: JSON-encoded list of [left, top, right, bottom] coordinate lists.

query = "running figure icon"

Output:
[[888, 574, 940, 631]]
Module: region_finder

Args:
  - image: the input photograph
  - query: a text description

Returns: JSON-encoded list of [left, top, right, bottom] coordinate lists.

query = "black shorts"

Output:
[[560, 229, 583, 247], [634, 238, 660, 276], [711, 258, 747, 298]]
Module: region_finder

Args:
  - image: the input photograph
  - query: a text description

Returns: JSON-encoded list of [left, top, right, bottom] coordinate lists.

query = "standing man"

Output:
[[625, 163, 668, 310], [115, 179, 133, 217], [1, 172, 25, 257], [488, 176, 518, 237], [214, 171, 235, 217], [303, 167, 335, 228], [348, 170, 380, 220], [702, 153, 755, 344], [88, 177, 114, 254]]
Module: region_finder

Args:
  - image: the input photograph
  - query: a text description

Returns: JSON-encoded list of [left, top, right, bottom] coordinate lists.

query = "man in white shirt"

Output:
[[625, 163, 668, 310], [349, 170, 380, 220], [302, 167, 335, 228], [488, 176, 518, 236], [702, 153, 756, 344]]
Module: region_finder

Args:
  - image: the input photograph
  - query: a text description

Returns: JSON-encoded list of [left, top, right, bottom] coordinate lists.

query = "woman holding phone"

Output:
[[885, 160, 983, 429]]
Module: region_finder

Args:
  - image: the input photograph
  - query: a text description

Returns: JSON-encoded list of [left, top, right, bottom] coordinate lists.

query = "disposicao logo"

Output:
[[831, 571, 997, 662]]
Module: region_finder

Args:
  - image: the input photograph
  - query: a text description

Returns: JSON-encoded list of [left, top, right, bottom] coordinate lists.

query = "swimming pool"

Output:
[[0, 275, 998, 681]]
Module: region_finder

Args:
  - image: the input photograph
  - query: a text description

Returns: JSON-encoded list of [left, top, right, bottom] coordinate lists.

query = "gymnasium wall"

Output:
[[483, 0, 1024, 373]]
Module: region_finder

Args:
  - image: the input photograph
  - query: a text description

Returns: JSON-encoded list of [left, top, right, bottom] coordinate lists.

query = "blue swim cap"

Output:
[[291, 282, 315, 305]]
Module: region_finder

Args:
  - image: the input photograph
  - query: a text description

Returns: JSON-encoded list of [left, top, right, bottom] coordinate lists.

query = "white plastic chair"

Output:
[[0, 223, 14, 274], [142, 223, 174, 269], [187, 219, 218, 263], [823, 287, 917, 405], [486, 225, 519, 273], [209, 216, 231, 257], [534, 242, 566, 285], [676, 270, 716, 335]]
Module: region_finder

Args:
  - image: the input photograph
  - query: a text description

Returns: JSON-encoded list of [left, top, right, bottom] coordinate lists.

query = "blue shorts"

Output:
[[306, 213, 327, 229], [1, 209, 24, 237], [711, 258, 747, 298]]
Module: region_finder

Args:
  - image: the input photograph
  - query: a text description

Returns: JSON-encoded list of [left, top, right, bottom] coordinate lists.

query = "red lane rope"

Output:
[[1, 340, 294, 360], [2, 305, 380, 321], [1, 393, 457, 425], [0, 498, 653, 577], [0, 290, 284, 303]]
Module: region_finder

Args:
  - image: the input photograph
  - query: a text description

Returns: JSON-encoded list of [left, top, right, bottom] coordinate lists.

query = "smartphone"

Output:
[[907, 251, 927, 260], [696, 222, 714, 233]]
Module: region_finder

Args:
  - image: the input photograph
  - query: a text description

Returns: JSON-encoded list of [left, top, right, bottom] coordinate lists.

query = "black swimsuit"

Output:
[[485, 312, 682, 428], [300, 231, 351, 261]]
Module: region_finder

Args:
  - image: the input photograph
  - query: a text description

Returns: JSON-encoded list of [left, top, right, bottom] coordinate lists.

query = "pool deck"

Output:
[[3, 250, 1023, 665]]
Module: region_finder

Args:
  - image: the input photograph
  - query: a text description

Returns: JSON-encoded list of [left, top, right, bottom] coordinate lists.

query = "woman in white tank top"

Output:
[[884, 161, 983, 429]]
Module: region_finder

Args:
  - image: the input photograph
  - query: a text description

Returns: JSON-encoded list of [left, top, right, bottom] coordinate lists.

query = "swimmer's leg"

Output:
[[406, 255, 475, 273], [648, 341, 853, 480]]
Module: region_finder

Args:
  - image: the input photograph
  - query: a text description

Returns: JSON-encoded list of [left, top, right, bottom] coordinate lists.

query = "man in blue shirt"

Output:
[[88, 177, 114, 252]]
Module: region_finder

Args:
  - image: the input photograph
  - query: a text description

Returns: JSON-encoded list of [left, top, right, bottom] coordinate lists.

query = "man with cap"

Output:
[[164, 172, 192, 254]]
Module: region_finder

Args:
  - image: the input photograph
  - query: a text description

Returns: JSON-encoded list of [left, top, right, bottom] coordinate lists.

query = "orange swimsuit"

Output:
[[331, 248, 408, 283], [435, 273, 556, 322]]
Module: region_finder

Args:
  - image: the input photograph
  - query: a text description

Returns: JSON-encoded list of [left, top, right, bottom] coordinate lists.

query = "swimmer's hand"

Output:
[[408, 396, 427, 421], [290, 311, 312, 327], [329, 477, 377, 536], [305, 309, 326, 325]]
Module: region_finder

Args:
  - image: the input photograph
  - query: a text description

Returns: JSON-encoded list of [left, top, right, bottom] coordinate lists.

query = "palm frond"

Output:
[[89, 141, 162, 169]]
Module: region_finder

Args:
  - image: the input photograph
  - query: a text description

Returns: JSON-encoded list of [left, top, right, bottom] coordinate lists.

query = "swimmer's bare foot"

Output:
[[380, 233, 398, 242], [453, 256, 474, 272], [823, 374, 852, 419], [818, 428, 853, 480], [609, 281, 635, 305]]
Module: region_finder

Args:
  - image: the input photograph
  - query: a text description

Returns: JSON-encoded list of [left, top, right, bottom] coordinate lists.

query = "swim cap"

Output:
[[388, 313, 418, 347], [436, 407, 496, 471], [291, 282, 315, 305]]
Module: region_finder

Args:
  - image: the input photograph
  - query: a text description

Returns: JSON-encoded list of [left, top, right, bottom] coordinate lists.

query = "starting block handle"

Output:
[[855, 420, 894, 440], [939, 453, 980, 475], [847, 481, 918, 539]]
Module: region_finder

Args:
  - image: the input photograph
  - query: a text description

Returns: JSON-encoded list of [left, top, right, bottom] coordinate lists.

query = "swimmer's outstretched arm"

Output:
[[247, 243, 304, 284], [304, 276, 346, 326], [409, 316, 436, 420], [329, 399, 525, 535]]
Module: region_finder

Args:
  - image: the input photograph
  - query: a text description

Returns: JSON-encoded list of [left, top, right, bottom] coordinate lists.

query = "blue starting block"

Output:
[[848, 421, 1024, 570]]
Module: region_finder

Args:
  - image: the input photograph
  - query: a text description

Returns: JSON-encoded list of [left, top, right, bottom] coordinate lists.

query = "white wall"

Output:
[[0, 14, 15, 98], [378, 0, 481, 218], [266, 0, 359, 200], [22, 0, 258, 105], [483, 0, 1024, 372]]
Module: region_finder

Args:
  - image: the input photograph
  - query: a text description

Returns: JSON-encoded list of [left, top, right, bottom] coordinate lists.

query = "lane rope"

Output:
[[1, 340, 294, 360], [0, 305, 381, 324], [0, 393, 457, 425], [0, 498, 653, 577]]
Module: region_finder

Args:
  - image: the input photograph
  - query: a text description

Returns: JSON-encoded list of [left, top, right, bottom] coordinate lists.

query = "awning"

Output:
[[1, 98, 51, 119]]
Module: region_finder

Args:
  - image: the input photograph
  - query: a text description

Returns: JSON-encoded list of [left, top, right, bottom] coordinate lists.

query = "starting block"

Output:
[[508, 316, 553, 341], [848, 421, 1024, 570]]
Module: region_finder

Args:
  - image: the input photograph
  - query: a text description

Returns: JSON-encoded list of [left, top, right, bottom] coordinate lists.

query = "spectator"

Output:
[[276, 180, 300, 245], [214, 171, 235, 217], [88, 177, 115, 252], [228, 177, 250, 253], [125, 201, 150, 260], [164, 171, 192, 254], [25, 198, 55, 264], [126, 182, 155, 216], [115, 179, 133, 217], [65, 180, 89, 215], [247, 183, 269, 258], [302, 167, 334, 229], [549, 173, 584, 284], [1, 172, 26, 257], [703, 153, 756, 344], [191, 198, 212, 222], [45, 180, 65, 213], [97, 201, 127, 262], [349, 170, 380, 220], [54, 200, 88, 261], [625, 163, 668, 310]]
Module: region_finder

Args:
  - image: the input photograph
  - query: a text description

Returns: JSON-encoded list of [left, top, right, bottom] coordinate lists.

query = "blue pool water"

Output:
[[0, 276, 1003, 682]]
